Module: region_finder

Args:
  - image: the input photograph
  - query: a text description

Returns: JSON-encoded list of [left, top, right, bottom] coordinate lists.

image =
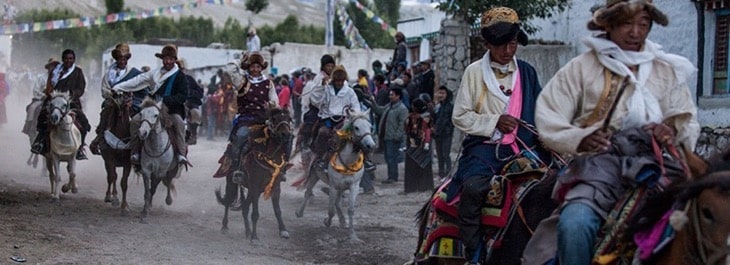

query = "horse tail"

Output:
[[215, 180, 238, 207]]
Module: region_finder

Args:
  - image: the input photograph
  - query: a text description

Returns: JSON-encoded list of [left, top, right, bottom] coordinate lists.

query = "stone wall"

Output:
[[432, 18, 471, 92], [696, 127, 730, 159]]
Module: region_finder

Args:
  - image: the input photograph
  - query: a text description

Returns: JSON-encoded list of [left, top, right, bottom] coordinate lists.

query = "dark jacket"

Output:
[[53, 67, 86, 110], [184, 74, 204, 108], [433, 95, 454, 138], [155, 71, 188, 119]]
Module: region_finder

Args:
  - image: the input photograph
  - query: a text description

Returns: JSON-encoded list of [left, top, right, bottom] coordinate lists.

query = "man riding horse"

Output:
[[89, 43, 147, 155], [111, 44, 189, 165], [523, 1, 701, 264], [31, 49, 91, 160], [213, 52, 279, 184], [309, 64, 361, 172], [446, 7, 550, 264]]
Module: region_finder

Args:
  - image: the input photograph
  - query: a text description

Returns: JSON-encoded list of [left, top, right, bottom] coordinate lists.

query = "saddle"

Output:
[[418, 156, 550, 261]]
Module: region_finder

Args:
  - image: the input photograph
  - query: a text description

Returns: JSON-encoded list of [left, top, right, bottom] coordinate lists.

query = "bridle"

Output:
[[139, 105, 171, 158], [345, 116, 372, 149], [683, 180, 730, 265]]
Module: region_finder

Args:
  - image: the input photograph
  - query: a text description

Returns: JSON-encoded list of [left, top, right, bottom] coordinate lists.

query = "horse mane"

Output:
[[343, 110, 369, 130], [49, 91, 70, 101], [139, 97, 157, 109], [626, 147, 730, 236]]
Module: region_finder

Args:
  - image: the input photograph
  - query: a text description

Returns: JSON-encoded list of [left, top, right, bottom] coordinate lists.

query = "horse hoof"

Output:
[[61, 185, 70, 193], [280, 231, 290, 239], [250, 239, 262, 246], [349, 235, 363, 243], [121, 209, 129, 217], [165, 197, 173, 205], [104, 195, 112, 203], [71, 186, 78, 194], [221, 227, 229, 234], [111, 198, 120, 207], [50, 197, 60, 203], [295, 210, 303, 218], [324, 218, 332, 227]]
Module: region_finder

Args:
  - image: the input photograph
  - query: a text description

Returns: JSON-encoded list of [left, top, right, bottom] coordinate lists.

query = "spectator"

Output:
[[403, 97, 433, 193], [246, 28, 261, 52], [432, 85, 454, 179], [371, 88, 408, 184], [277, 78, 291, 111], [417, 60, 435, 100]]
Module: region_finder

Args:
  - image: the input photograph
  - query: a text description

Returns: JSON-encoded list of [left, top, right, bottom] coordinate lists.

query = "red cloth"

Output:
[[278, 85, 291, 110], [293, 77, 304, 95]]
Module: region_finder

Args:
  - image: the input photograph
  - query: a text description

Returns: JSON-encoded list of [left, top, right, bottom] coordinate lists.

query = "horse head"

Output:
[[137, 97, 163, 141], [343, 108, 376, 152], [47, 92, 72, 126], [265, 108, 293, 141], [111, 91, 133, 110]]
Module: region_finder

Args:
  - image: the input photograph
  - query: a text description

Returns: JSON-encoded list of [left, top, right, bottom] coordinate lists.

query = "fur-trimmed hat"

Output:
[[112, 43, 131, 60], [241, 52, 268, 70], [588, 0, 668, 31], [480, 7, 528, 46], [320, 54, 336, 69], [155, 44, 177, 59], [331, 64, 347, 80]]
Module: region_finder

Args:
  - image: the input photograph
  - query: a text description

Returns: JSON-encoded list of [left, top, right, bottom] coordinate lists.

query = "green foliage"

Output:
[[105, 0, 125, 14], [335, 0, 400, 49], [257, 15, 326, 47], [245, 0, 269, 15], [433, 0, 570, 34]]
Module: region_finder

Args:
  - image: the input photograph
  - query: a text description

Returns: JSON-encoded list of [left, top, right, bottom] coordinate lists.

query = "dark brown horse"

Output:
[[215, 108, 293, 245], [623, 148, 730, 265], [98, 93, 134, 215], [410, 157, 562, 265]]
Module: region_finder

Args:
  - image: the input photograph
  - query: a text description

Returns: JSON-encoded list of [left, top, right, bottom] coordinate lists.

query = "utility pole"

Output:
[[325, 0, 334, 47]]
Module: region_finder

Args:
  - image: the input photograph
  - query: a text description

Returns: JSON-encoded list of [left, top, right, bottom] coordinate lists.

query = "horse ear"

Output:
[[156, 100, 164, 109]]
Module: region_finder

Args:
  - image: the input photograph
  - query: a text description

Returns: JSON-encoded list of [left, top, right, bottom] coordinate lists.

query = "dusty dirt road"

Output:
[[0, 97, 433, 265]]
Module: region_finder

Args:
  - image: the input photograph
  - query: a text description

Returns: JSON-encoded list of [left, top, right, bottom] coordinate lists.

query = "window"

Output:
[[713, 11, 730, 95]]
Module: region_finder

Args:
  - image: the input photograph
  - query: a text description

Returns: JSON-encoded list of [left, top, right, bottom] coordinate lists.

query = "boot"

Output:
[[89, 134, 104, 155], [76, 147, 88, 160], [232, 167, 246, 185], [177, 153, 188, 164], [186, 124, 199, 145], [31, 134, 47, 154], [130, 140, 141, 165]]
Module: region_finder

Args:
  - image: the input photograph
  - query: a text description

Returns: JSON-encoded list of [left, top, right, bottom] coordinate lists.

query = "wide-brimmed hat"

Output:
[[155, 44, 177, 59], [588, 0, 668, 31], [480, 7, 528, 46], [111, 43, 131, 60], [241, 52, 268, 70], [331, 65, 347, 80], [44, 57, 58, 69]]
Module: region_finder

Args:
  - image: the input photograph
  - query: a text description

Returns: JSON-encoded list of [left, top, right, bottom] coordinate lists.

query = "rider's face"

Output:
[[606, 10, 652, 52], [162, 56, 176, 71], [62, 53, 75, 69], [116, 56, 129, 69], [248, 63, 263, 77]]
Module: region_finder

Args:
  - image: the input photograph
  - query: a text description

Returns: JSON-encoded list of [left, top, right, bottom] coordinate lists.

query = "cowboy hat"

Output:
[[111, 43, 131, 60], [155, 44, 177, 59]]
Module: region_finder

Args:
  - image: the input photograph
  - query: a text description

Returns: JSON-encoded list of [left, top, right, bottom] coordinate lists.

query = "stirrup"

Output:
[[31, 142, 44, 154], [76, 149, 88, 160], [232, 170, 245, 185]]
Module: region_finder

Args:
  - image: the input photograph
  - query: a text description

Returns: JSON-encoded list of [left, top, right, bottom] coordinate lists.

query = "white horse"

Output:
[[44, 92, 82, 201], [295, 108, 376, 241], [136, 98, 181, 223]]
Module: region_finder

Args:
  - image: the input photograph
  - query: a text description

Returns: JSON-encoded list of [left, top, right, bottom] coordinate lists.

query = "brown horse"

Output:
[[624, 148, 730, 265], [98, 93, 134, 215], [215, 108, 293, 245]]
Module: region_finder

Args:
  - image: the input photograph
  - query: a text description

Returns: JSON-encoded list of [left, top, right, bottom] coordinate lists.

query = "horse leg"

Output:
[[140, 174, 152, 223], [296, 171, 318, 218], [216, 177, 239, 233], [241, 187, 253, 239], [47, 157, 59, 201], [271, 185, 289, 239], [151, 177, 162, 207], [335, 189, 347, 228], [347, 181, 361, 242], [324, 185, 337, 228], [164, 177, 174, 206], [120, 166, 131, 216], [60, 160, 78, 194], [104, 162, 116, 203], [250, 191, 261, 246]]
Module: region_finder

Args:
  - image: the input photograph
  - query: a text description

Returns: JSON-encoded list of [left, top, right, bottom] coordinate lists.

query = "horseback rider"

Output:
[[31, 49, 91, 160], [309, 64, 361, 172], [111, 44, 189, 165], [176, 58, 204, 145], [213, 51, 278, 184], [296, 54, 336, 159], [447, 7, 550, 264], [23, 58, 55, 137], [89, 43, 146, 155], [523, 1, 701, 264]]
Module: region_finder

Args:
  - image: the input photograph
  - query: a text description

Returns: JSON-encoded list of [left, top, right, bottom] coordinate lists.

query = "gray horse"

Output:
[[295, 109, 376, 241], [136, 98, 181, 223], [44, 92, 82, 201]]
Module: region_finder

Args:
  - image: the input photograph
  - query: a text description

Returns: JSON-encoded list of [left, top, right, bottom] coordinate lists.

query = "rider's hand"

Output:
[[496, 114, 518, 134], [577, 129, 612, 153], [643, 122, 676, 145]]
